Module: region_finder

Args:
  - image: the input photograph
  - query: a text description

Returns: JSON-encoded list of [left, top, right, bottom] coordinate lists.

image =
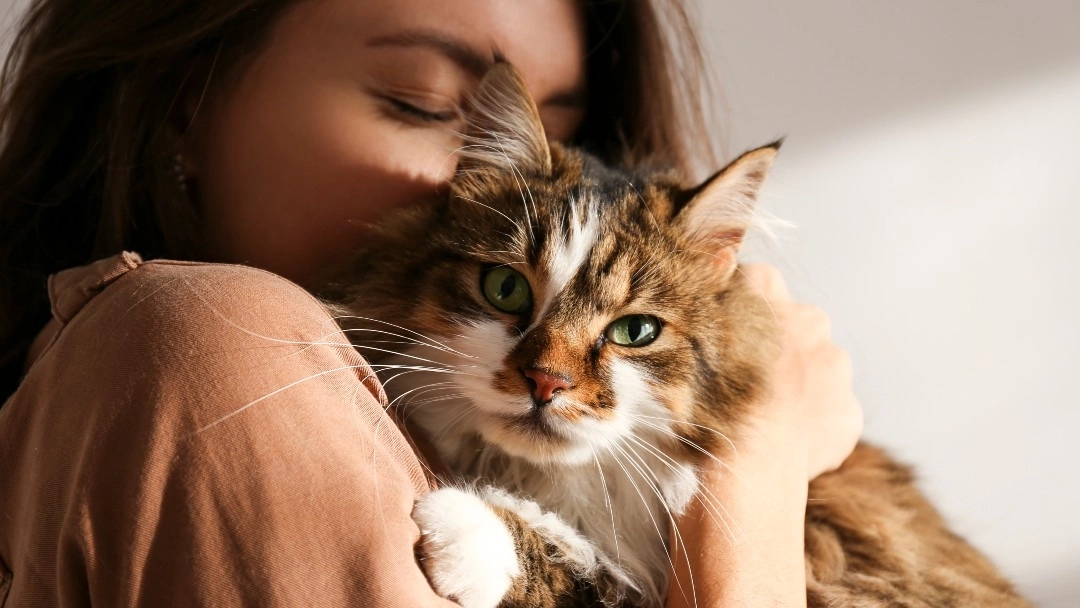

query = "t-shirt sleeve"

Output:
[[42, 261, 456, 607]]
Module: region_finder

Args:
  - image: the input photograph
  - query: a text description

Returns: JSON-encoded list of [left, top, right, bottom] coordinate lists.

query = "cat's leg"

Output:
[[412, 486, 612, 608]]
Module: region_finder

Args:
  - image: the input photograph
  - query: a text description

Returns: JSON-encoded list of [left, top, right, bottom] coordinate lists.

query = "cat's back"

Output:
[[805, 443, 1030, 607]]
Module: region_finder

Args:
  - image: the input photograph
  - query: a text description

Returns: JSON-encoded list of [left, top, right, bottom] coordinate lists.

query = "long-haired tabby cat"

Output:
[[321, 63, 1029, 608]]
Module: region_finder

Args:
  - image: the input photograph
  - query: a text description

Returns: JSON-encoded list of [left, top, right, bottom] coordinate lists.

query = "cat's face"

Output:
[[329, 64, 778, 466]]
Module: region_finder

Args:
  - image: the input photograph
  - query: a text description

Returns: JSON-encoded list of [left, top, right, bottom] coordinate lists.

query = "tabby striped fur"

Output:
[[322, 63, 1029, 608]]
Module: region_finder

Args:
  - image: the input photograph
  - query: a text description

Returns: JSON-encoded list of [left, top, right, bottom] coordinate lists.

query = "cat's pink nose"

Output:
[[522, 368, 572, 405]]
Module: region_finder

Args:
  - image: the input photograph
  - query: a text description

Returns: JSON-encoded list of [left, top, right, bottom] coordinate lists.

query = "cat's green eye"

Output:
[[606, 315, 660, 347], [482, 266, 532, 314]]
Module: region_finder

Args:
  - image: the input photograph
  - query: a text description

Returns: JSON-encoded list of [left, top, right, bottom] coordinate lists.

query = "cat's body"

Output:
[[322, 64, 1029, 607]]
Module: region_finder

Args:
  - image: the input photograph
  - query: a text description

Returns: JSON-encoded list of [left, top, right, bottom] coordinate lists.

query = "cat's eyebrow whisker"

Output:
[[455, 191, 526, 238], [465, 133, 538, 247], [494, 135, 539, 248], [486, 250, 526, 259]]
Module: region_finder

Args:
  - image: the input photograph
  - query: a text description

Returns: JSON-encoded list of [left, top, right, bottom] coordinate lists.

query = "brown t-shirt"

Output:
[[0, 253, 456, 607]]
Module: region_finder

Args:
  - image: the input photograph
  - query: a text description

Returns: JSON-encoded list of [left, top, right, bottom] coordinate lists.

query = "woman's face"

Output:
[[190, 0, 586, 284]]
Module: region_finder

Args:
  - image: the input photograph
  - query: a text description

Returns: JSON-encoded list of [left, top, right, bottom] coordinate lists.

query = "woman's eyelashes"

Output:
[[384, 96, 460, 125]]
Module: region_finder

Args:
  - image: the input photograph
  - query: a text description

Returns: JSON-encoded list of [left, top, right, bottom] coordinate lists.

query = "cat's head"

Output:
[[330, 63, 780, 467]]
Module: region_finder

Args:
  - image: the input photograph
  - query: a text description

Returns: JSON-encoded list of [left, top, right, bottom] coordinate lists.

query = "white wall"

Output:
[[701, 1, 1080, 605], [2, 0, 1075, 604]]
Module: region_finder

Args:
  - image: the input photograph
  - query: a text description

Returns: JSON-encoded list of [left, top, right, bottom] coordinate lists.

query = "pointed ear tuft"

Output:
[[676, 142, 780, 279], [454, 62, 551, 185]]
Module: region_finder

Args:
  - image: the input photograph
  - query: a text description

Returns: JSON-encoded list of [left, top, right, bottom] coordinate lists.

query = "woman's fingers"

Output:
[[738, 263, 863, 480]]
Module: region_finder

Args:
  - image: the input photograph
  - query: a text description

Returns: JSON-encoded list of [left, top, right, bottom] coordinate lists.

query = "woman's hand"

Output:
[[739, 263, 863, 481], [666, 263, 862, 608]]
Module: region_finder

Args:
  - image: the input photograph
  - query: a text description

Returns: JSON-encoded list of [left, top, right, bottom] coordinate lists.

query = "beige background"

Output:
[[2, 1, 1077, 605]]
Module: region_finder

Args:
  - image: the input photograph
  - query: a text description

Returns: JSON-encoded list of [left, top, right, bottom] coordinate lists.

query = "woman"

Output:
[[0, 0, 861, 606]]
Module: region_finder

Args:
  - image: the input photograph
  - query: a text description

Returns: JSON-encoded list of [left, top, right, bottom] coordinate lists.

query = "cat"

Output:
[[321, 63, 1030, 608]]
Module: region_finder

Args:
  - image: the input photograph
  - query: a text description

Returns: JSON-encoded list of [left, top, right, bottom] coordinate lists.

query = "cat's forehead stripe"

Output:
[[532, 193, 599, 325]]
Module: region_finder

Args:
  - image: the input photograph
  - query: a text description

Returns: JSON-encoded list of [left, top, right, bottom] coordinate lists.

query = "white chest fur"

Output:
[[430, 427, 701, 603]]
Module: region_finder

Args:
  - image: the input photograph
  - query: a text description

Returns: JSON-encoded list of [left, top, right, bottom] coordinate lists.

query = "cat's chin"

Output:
[[480, 418, 596, 467]]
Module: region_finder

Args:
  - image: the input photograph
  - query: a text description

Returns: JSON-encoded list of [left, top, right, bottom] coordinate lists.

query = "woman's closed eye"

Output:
[[384, 96, 460, 124]]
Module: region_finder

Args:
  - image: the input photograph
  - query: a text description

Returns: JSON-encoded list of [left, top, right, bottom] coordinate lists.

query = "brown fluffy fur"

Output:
[[320, 64, 1029, 608]]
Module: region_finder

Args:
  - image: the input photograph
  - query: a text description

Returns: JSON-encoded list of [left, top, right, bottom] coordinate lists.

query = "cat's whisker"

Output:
[[339, 328, 464, 355], [391, 383, 466, 408], [432, 403, 480, 445], [333, 316, 472, 358], [629, 414, 740, 458], [455, 190, 527, 238], [496, 139, 539, 248], [608, 439, 687, 603], [387, 381, 458, 411], [191, 363, 380, 435], [353, 345, 468, 366], [628, 416, 743, 483], [368, 363, 469, 376], [616, 435, 703, 608], [621, 432, 741, 544], [405, 393, 469, 407], [591, 451, 622, 567]]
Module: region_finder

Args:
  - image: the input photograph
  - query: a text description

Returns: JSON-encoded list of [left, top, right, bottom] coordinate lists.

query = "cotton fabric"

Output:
[[0, 253, 454, 607]]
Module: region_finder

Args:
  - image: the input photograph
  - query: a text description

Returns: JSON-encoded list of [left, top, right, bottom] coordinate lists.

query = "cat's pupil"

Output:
[[627, 317, 642, 341], [499, 275, 516, 299]]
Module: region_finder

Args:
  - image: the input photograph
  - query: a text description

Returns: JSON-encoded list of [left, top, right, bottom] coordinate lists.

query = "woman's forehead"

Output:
[[288, 0, 586, 100]]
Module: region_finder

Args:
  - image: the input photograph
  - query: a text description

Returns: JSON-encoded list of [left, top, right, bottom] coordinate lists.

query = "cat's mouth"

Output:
[[481, 407, 601, 466], [503, 409, 561, 440]]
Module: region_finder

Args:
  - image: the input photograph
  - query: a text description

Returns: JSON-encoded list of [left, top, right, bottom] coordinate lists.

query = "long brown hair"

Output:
[[0, 0, 720, 399]]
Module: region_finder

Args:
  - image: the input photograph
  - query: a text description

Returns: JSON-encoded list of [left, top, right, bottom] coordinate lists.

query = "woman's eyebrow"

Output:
[[366, 28, 493, 78]]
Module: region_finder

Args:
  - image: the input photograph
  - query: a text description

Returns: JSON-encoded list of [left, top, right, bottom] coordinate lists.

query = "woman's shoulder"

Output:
[[51, 254, 339, 343], [93, 255, 331, 325], [31, 253, 368, 400], [16, 253, 386, 439]]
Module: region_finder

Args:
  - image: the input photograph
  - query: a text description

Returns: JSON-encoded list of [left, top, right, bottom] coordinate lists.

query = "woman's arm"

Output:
[[0, 258, 457, 607], [667, 264, 863, 607]]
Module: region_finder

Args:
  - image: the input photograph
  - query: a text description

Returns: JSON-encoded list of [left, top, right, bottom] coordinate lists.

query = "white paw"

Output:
[[478, 487, 598, 574], [413, 488, 520, 608]]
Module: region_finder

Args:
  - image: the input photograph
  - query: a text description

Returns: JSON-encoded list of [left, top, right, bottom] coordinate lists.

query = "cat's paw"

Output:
[[412, 487, 521, 608]]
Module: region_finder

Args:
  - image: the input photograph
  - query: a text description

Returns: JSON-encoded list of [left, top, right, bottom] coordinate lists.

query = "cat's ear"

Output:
[[675, 141, 780, 280], [453, 62, 552, 194]]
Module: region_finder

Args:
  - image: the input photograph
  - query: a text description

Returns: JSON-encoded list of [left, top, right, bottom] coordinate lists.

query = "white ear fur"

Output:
[[677, 143, 780, 276], [455, 62, 551, 180]]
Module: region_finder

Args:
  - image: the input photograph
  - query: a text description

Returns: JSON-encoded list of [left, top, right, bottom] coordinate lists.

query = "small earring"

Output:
[[172, 152, 189, 192]]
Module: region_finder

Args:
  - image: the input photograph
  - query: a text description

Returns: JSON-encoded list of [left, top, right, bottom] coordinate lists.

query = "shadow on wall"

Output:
[[1024, 562, 1080, 608], [702, 0, 1080, 148]]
